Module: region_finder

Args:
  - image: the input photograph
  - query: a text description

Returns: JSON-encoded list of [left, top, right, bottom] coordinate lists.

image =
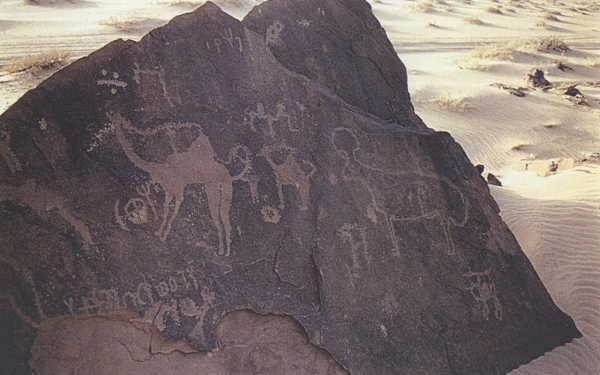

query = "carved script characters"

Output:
[[207, 28, 243, 54], [463, 268, 503, 321]]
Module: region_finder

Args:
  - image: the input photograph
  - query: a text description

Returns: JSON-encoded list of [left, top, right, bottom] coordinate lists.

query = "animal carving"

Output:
[[260, 143, 315, 211], [108, 113, 252, 256]]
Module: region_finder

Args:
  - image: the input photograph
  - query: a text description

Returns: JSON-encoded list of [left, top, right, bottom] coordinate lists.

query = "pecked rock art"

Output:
[[0, 1, 582, 375], [108, 112, 254, 256]]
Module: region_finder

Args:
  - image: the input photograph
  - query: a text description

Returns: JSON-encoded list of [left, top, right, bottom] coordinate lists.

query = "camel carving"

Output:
[[108, 112, 253, 256], [259, 143, 315, 211]]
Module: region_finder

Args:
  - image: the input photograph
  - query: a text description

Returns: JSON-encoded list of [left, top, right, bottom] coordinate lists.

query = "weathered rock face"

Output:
[[0, 1, 580, 374], [243, 0, 425, 128]]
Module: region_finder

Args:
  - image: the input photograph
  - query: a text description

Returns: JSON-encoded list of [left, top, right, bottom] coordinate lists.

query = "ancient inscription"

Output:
[[97, 70, 127, 95], [0, 129, 21, 174], [463, 269, 503, 321], [108, 113, 256, 256], [207, 28, 244, 54]]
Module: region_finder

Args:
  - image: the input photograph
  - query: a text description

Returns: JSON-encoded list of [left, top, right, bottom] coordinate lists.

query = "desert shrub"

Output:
[[540, 12, 560, 21], [462, 16, 484, 25], [411, 1, 435, 12], [484, 6, 503, 14], [3, 49, 70, 73], [432, 92, 475, 112], [534, 37, 569, 53], [586, 57, 600, 68], [100, 15, 144, 32], [454, 58, 490, 71]]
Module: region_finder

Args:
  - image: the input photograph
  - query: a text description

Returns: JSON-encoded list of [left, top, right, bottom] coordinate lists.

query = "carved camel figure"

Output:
[[109, 113, 251, 256]]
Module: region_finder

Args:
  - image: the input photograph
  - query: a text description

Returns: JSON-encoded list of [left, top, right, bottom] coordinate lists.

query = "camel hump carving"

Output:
[[108, 112, 253, 256]]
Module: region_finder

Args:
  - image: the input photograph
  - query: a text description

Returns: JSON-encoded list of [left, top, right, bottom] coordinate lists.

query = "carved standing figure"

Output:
[[108, 113, 252, 256]]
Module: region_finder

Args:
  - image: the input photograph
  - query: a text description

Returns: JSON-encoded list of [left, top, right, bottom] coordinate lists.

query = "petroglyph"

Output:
[[219, 28, 243, 52], [208, 28, 244, 54], [266, 21, 283, 45], [0, 129, 21, 174], [76, 267, 200, 315], [261, 205, 281, 223], [463, 268, 503, 321], [98, 70, 127, 95], [246, 102, 298, 137], [260, 143, 315, 211], [108, 113, 255, 256], [133, 62, 175, 107], [339, 223, 372, 278], [114, 182, 161, 231], [0, 180, 94, 249], [332, 127, 469, 257]]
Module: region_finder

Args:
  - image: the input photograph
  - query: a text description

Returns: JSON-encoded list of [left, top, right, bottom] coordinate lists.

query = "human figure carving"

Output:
[[463, 269, 503, 321], [260, 143, 315, 211], [108, 113, 253, 256]]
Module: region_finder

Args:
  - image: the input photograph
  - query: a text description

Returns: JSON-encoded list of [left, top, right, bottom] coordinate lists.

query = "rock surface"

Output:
[[0, 1, 581, 374]]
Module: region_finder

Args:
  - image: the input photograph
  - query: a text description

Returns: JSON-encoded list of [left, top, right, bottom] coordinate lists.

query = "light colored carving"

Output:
[[246, 102, 297, 136], [97, 70, 127, 95], [463, 268, 503, 321], [266, 21, 283, 45], [0, 129, 21, 174], [261, 205, 281, 223], [260, 143, 315, 212], [339, 223, 372, 279], [0, 180, 94, 250], [124, 198, 148, 224], [331, 127, 470, 257], [108, 113, 254, 256], [133, 62, 175, 107]]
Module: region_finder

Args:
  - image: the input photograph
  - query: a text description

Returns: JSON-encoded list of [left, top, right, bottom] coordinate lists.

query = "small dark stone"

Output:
[[487, 173, 503, 186], [563, 85, 582, 96], [475, 164, 485, 174], [525, 69, 552, 88]]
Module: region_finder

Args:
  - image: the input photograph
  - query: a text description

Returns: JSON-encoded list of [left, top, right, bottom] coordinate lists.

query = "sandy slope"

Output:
[[1, 0, 599, 373]]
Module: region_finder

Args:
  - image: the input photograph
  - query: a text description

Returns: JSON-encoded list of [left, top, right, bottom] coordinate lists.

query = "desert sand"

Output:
[[1, 0, 599, 373]]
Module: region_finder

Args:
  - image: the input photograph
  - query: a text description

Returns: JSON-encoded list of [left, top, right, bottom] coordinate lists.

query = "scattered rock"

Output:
[[0, 1, 581, 374], [491, 83, 528, 97], [563, 85, 582, 96], [525, 68, 552, 88], [487, 173, 502, 186]]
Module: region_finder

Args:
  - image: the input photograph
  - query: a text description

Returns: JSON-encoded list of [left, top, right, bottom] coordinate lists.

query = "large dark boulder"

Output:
[[0, 1, 580, 374]]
